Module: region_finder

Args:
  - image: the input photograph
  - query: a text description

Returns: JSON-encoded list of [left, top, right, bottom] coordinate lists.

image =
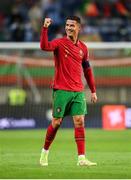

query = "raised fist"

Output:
[[43, 18, 52, 28]]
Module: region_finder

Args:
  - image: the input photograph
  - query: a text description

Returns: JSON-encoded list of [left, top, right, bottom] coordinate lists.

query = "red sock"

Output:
[[74, 127, 85, 155], [43, 124, 59, 150]]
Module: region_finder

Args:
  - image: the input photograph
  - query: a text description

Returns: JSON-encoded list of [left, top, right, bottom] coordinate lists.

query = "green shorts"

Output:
[[52, 89, 87, 118]]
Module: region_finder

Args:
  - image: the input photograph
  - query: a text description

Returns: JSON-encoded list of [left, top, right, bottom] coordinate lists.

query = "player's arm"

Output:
[[40, 18, 59, 51], [82, 59, 97, 103]]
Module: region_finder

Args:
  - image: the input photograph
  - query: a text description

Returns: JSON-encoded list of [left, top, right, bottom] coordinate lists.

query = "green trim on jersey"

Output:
[[52, 90, 87, 118]]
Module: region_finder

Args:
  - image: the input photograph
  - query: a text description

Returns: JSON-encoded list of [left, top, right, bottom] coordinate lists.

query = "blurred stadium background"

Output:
[[0, 0, 131, 179], [0, 0, 131, 130]]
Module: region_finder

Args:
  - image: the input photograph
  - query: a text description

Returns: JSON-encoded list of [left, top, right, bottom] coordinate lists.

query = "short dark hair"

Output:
[[66, 16, 81, 24]]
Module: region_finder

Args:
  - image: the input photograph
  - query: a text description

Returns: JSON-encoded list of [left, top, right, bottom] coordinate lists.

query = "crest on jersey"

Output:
[[79, 49, 84, 58], [56, 107, 62, 113]]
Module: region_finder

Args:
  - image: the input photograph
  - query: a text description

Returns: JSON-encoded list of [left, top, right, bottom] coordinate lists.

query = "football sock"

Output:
[[44, 124, 59, 150], [42, 148, 49, 153], [75, 127, 85, 155], [78, 155, 85, 159]]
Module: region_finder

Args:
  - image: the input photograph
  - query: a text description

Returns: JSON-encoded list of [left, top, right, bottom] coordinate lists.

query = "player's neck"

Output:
[[67, 35, 78, 44]]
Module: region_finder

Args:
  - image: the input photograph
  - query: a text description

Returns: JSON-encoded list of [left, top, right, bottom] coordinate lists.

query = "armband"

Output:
[[82, 60, 90, 69]]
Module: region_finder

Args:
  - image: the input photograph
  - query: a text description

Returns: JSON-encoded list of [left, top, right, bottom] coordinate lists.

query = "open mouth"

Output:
[[67, 30, 73, 33]]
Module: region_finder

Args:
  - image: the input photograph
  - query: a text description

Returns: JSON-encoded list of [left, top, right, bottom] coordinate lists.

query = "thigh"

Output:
[[70, 92, 87, 116]]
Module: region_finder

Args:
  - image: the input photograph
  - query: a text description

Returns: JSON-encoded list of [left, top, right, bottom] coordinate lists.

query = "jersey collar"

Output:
[[64, 36, 80, 46]]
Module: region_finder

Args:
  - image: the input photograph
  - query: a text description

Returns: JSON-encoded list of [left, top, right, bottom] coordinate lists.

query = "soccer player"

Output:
[[40, 16, 97, 166]]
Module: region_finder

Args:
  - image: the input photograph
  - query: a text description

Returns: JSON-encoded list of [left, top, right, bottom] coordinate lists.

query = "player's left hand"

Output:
[[91, 92, 97, 103]]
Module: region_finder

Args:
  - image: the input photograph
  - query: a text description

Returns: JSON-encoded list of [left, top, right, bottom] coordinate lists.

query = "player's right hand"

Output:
[[43, 18, 52, 28]]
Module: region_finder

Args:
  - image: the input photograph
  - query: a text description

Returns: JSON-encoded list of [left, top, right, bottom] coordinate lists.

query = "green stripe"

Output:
[[0, 65, 54, 77], [0, 65, 131, 77], [93, 66, 131, 77], [25, 67, 54, 77]]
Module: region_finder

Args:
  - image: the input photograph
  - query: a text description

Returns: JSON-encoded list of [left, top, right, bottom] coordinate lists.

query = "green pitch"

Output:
[[0, 129, 131, 179]]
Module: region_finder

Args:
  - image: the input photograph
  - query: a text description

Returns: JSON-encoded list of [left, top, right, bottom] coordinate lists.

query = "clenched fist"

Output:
[[43, 18, 52, 28]]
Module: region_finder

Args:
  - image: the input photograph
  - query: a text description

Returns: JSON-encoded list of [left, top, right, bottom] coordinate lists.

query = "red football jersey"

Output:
[[40, 27, 92, 92]]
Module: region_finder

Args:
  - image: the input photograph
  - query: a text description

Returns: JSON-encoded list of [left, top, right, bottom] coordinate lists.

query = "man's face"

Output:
[[65, 19, 80, 39]]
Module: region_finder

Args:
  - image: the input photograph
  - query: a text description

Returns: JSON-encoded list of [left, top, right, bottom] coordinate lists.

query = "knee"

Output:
[[73, 116, 84, 128], [52, 118, 62, 128]]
